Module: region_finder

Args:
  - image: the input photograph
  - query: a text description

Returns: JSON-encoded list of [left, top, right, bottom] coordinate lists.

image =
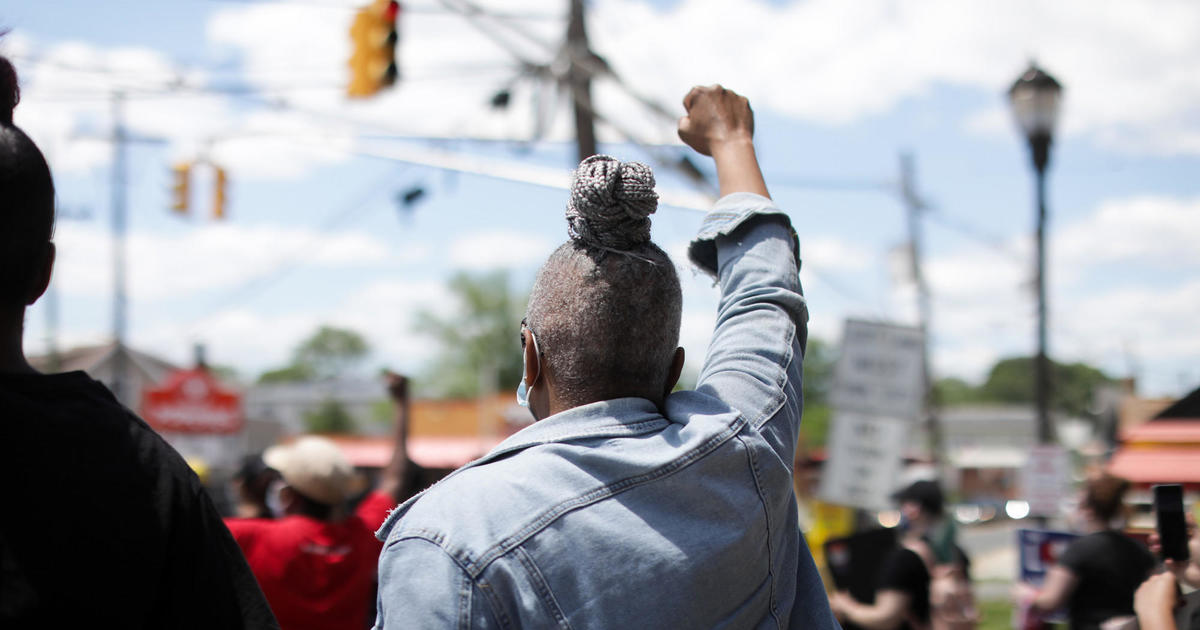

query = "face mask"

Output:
[[266, 480, 286, 517], [516, 328, 539, 408]]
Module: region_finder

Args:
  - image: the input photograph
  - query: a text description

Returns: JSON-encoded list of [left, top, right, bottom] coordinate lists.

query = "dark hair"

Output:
[[1083, 472, 1130, 523], [290, 488, 335, 521], [0, 54, 56, 308], [526, 155, 682, 406]]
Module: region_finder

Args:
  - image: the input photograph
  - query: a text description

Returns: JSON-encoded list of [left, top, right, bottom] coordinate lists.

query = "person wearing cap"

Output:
[[0, 53, 276, 628], [830, 479, 972, 630], [373, 86, 838, 629], [225, 436, 380, 630]]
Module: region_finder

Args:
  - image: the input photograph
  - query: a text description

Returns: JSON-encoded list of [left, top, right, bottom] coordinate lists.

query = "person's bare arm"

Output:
[[377, 372, 411, 501], [1031, 566, 1079, 613], [832, 590, 911, 630], [678, 85, 769, 199]]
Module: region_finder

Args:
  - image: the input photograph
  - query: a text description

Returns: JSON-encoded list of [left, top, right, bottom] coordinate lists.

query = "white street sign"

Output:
[[1020, 445, 1070, 517]]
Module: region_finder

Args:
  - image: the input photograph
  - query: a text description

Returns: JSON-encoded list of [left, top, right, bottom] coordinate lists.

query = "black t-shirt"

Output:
[[1058, 530, 1155, 630], [0, 371, 279, 629], [877, 547, 931, 630]]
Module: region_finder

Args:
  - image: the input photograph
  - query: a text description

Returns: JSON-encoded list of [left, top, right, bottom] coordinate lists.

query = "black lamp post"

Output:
[[1009, 63, 1063, 446]]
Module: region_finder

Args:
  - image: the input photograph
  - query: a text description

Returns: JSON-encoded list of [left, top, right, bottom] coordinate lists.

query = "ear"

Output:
[[25, 242, 55, 306], [663, 347, 686, 396], [523, 329, 541, 386], [278, 485, 298, 511]]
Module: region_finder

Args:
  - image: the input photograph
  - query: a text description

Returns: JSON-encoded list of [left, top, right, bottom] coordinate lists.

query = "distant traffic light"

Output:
[[213, 167, 228, 219], [170, 162, 191, 214], [348, 0, 400, 98]]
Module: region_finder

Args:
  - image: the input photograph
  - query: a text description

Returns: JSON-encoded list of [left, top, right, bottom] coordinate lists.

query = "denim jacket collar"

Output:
[[377, 397, 669, 539]]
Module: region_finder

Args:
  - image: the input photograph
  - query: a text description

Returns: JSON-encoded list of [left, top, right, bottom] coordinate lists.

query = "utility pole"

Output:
[[566, 0, 597, 163], [110, 92, 130, 405], [74, 92, 165, 406], [899, 152, 943, 468]]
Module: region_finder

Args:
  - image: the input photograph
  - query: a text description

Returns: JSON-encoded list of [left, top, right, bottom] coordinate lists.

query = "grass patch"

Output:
[[978, 599, 1012, 630]]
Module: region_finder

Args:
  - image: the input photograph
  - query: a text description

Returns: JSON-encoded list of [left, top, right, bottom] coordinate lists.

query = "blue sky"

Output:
[[4, 0, 1199, 397]]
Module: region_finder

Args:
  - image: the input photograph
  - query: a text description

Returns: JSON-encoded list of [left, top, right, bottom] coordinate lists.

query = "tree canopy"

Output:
[[258, 325, 371, 383], [414, 271, 527, 398], [935, 355, 1113, 418]]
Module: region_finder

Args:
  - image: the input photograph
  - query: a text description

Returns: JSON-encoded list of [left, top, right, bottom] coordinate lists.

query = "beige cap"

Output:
[[263, 436, 357, 507]]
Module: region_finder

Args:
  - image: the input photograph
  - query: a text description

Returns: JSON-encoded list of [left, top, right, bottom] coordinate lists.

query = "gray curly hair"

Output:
[[525, 155, 682, 406]]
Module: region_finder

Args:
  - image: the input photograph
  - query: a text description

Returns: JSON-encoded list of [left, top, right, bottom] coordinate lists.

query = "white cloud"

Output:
[[449, 230, 555, 270], [52, 223, 395, 300], [803, 237, 874, 273], [1056, 196, 1200, 269], [919, 193, 1200, 389], [11, 0, 1200, 188], [131, 278, 455, 375]]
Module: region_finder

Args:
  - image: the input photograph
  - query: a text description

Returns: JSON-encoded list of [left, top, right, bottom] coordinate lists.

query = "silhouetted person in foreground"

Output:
[[373, 85, 837, 629], [0, 53, 277, 629]]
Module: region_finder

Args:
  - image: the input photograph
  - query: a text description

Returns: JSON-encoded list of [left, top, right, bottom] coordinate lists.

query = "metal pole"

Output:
[[567, 0, 597, 163], [900, 153, 943, 467], [111, 92, 128, 405], [1034, 158, 1052, 445]]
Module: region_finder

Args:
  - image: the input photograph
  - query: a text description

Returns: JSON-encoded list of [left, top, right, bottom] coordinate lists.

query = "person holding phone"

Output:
[[1134, 494, 1200, 630]]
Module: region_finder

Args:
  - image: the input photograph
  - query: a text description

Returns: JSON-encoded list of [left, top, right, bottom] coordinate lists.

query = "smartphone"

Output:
[[1153, 484, 1190, 562]]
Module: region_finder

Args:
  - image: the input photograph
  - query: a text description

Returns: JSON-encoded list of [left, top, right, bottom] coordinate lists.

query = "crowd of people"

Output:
[[1, 47, 1196, 630]]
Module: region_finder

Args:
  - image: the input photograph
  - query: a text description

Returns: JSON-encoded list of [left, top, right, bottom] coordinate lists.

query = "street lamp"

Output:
[[1009, 63, 1063, 446]]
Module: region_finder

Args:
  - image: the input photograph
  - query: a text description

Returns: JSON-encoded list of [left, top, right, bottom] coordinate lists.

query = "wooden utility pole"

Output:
[[899, 152, 943, 467], [566, 0, 597, 163]]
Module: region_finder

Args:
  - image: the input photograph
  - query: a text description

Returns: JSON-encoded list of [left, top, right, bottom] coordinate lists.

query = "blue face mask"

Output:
[[516, 328, 539, 408]]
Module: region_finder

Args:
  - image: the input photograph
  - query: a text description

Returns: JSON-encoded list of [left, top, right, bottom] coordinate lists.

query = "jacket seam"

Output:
[[738, 432, 783, 630], [514, 547, 572, 629], [749, 316, 796, 432], [470, 416, 748, 574]]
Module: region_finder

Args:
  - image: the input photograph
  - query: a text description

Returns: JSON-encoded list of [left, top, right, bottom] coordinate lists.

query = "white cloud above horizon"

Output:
[[51, 222, 397, 300]]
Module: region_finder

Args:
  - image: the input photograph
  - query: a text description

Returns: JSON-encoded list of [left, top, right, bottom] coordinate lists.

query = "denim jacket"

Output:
[[375, 193, 838, 630]]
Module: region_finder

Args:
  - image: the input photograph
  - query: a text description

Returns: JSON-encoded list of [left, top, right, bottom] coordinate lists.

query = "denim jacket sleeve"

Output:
[[687, 192, 808, 467], [374, 538, 501, 630]]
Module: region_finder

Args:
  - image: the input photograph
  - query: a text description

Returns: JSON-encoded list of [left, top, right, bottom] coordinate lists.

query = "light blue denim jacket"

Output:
[[375, 193, 838, 629]]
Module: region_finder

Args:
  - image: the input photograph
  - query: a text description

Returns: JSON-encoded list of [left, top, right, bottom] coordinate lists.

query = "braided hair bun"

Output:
[[565, 155, 659, 251]]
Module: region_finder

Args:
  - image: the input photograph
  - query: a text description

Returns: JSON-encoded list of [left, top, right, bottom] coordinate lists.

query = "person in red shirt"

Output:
[[226, 436, 379, 630]]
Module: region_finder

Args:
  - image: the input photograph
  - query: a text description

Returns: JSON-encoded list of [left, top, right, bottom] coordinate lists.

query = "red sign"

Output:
[[141, 368, 244, 434]]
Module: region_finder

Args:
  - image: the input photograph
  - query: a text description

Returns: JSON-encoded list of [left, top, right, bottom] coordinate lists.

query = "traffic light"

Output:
[[213, 167, 228, 219], [348, 0, 400, 98], [170, 162, 191, 214]]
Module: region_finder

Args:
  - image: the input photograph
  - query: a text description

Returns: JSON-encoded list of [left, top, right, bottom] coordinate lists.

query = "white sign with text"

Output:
[[830, 320, 926, 421], [1020, 445, 1070, 517], [819, 412, 907, 511]]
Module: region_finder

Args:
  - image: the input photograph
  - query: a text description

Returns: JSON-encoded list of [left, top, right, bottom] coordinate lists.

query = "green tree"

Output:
[[980, 356, 1112, 417], [799, 338, 835, 449], [257, 325, 371, 383], [293, 326, 369, 379], [303, 398, 356, 434], [414, 271, 527, 398], [934, 376, 985, 406]]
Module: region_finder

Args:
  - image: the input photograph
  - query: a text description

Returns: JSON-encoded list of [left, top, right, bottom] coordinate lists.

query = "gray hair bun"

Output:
[[566, 155, 658, 251]]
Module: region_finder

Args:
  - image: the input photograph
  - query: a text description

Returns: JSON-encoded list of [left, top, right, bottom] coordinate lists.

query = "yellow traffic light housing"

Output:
[[348, 0, 400, 98], [170, 162, 191, 214], [213, 167, 228, 219]]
